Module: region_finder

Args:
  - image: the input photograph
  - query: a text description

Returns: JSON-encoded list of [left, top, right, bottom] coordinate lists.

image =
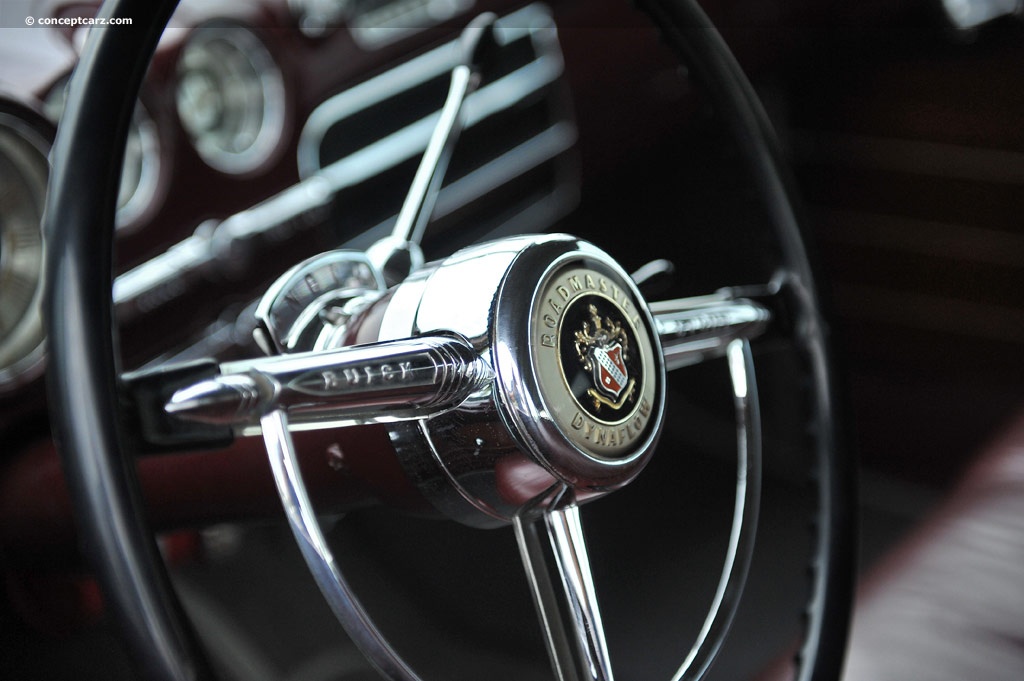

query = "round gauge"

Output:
[[44, 77, 163, 230], [288, 0, 353, 36], [0, 114, 50, 392], [175, 24, 287, 174]]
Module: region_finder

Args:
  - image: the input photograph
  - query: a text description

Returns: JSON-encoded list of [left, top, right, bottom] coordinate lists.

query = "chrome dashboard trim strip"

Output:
[[297, 3, 560, 177], [313, 52, 563, 188], [349, 0, 477, 49]]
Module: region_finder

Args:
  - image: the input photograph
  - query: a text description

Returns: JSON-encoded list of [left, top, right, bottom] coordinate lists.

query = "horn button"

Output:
[[531, 267, 658, 460], [373, 234, 666, 526]]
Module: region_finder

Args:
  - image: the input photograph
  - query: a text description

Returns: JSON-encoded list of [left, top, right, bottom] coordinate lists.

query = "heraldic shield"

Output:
[[593, 342, 628, 399], [573, 302, 638, 414]]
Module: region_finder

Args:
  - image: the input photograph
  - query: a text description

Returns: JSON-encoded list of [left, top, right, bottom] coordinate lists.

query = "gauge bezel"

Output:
[[43, 76, 164, 232], [0, 109, 52, 393], [175, 22, 288, 175]]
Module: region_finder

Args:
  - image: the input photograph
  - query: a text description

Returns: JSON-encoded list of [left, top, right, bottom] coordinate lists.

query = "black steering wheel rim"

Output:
[[43, 1, 855, 680]]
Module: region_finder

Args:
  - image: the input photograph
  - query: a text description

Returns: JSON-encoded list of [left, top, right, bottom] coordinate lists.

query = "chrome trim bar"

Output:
[[165, 335, 491, 433], [349, 0, 477, 49], [651, 296, 771, 371], [297, 3, 561, 176], [364, 121, 577, 250], [112, 177, 334, 319], [427, 122, 576, 224], [313, 48, 563, 191]]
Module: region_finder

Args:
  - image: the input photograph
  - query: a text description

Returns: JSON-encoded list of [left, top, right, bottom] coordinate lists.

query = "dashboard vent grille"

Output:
[[298, 3, 578, 254]]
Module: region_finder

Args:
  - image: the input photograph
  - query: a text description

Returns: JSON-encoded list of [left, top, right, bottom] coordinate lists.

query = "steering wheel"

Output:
[[43, 1, 854, 680]]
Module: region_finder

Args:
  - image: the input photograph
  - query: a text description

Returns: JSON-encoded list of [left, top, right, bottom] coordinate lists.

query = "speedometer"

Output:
[[0, 113, 49, 391]]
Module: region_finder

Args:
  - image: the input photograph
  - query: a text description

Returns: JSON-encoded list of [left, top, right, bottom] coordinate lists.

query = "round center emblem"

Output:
[[560, 294, 642, 421], [531, 264, 659, 461]]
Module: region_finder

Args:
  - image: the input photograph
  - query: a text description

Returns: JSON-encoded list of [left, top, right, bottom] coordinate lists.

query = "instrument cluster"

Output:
[[0, 0, 550, 421]]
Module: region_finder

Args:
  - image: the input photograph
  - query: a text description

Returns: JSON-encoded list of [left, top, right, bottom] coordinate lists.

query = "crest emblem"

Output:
[[574, 304, 636, 412]]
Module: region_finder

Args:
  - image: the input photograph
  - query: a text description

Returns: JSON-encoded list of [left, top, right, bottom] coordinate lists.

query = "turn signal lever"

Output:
[[251, 13, 499, 359], [368, 13, 500, 287], [165, 335, 491, 433]]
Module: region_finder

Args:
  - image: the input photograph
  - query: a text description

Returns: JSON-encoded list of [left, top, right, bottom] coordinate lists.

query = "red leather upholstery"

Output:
[[843, 408, 1024, 681]]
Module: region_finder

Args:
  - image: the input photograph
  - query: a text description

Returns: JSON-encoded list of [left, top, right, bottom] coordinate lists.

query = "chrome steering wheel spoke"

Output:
[[651, 292, 773, 371], [515, 503, 615, 681], [511, 337, 762, 681]]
